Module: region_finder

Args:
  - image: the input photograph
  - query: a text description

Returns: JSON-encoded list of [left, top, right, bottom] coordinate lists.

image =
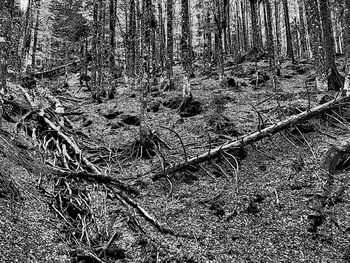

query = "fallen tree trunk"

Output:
[[153, 94, 350, 181], [34, 59, 81, 79]]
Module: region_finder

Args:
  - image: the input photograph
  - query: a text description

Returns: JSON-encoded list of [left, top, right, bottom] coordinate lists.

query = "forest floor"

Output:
[[1, 56, 350, 263]]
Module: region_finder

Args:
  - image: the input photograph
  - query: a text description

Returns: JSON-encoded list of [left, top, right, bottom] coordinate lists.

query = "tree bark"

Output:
[[297, 0, 307, 58], [31, 2, 40, 70], [249, 0, 260, 50], [282, 0, 294, 62], [181, 0, 193, 79], [166, 0, 174, 87], [318, 0, 344, 91], [263, 0, 274, 64], [343, 0, 350, 94], [304, 0, 322, 73], [0, 0, 14, 121], [109, 0, 116, 79]]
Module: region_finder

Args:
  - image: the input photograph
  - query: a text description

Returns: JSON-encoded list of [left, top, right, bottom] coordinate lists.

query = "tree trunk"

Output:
[[31, 3, 40, 70], [158, 1, 166, 70], [215, 0, 224, 79], [282, 0, 294, 62], [21, 0, 33, 73], [249, 0, 260, 51], [204, 11, 212, 64], [241, 0, 248, 52], [166, 0, 174, 88], [297, 0, 307, 58], [0, 0, 14, 127], [263, 0, 274, 66], [92, 0, 101, 101], [126, 0, 136, 78], [342, 0, 350, 94], [181, 0, 193, 81], [305, 0, 322, 65], [109, 0, 116, 79], [274, 0, 281, 75], [318, 0, 344, 91]]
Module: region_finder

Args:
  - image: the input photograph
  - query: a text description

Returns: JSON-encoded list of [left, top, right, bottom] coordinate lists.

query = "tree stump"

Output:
[[322, 139, 350, 174]]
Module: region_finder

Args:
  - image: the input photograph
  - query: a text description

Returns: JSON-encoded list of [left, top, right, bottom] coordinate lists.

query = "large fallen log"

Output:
[[153, 94, 350, 181]]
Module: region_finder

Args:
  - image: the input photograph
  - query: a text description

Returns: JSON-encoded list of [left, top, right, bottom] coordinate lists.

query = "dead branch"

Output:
[[55, 169, 139, 196], [153, 94, 350, 181]]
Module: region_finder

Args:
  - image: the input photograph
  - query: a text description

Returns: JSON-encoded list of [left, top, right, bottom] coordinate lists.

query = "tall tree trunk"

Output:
[[126, 0, 136, 78], [215, 0, 224, 79], [249, 0, 260, 50], [31, 2, 40, 70], [241, 0, 248, 52], [343, 0, 350, 93], [109, 0, 116, 79], [297, 0, 307, 58], [181, 0, 193, 81], [0, 0, 14, 127], [304, 0, 322, 72], [282, 0, 294, 62], [274, 0, 281, 75], [205, 11, 212, 64], [236, 3, 241, 54], [21, 0, 33, 73], [318, 0, 343, 91], [92, 0, 98, 97], [158, 1, 166, 70], [263, 0, 274, 67], [166, 0, 174, 89]]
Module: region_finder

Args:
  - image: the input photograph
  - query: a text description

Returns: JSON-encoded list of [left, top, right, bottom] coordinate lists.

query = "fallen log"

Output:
[[34, 59, 81, 79], [153, 94, 350, 181]]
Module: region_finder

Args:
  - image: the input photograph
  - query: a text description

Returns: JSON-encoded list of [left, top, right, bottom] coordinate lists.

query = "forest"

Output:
[[1, 0, 350, 262]]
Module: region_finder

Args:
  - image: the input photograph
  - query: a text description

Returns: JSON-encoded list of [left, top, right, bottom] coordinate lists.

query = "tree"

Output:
[[166, 0, 174, 89], [262, 0, 274, 65], [181, 0, 192, 97], [181, 0, 193, 79], [343, 0, 350, 93], [318, 0, 343, 91], [109, 0, 116, 79], [282, 0, 294, 61], [214, 0, 224, 79], [31, 0, 41, 70], [20, 0, 34, 73], [0, 0, 15, 127], [249, 0, 260, 51], [297, 0, 308, 58]]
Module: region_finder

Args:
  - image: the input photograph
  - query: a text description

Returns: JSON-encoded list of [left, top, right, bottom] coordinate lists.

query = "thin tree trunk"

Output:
[[241, 0, 248, 52], [109, 0, 116, 79], [282, 0, 294, 62], [344, 0, 350, 93], [181, 0, 193, 81], [264, 0, 274, 67], [274, 0, 281, 75], [297, 0, 307, 58], [21, 0, 33, 73], [215, 0, 224, 79], [31, 3, 40, 70], [158, 1, 166, 70]]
